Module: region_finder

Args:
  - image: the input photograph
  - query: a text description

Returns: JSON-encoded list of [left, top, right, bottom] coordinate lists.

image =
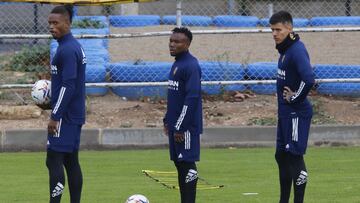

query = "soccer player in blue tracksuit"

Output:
[[270, 11, 315, 203], [45, 5, 86, 203], [163, 27, 202, 203]]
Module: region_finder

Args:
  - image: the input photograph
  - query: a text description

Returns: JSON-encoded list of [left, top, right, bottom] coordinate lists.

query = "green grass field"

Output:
[[0, 147, 360, 203]]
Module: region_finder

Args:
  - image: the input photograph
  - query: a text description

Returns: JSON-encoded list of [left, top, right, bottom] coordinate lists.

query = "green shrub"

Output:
[[248, 117, 277, 126], [6, 45, 50, 73], [72, 18, 106, 29]]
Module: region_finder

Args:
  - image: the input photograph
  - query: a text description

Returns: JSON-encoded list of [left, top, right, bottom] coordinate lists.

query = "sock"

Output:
[[46, 150, 65, 203], [275, 150, 292, 203], [174, 161, 198, 203], [289, 154, 307, 203], [64, 151, 83, 203]]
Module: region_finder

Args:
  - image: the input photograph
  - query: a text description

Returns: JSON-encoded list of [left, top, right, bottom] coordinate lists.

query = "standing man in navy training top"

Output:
[[270, 11, 315, 203], [46, 5, 86, 203], [163, 27, 202, 203]]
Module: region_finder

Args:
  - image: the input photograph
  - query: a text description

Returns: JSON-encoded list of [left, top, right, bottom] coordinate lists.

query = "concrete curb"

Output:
[[1, 125, 359, 152], [2, 129, 46, 152], [309, 125, 360, 146]]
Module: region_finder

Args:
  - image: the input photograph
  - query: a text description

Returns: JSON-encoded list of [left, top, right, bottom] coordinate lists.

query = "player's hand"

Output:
[[283, 86, 295, 103], [163, 123, 169, 136], [36, 103, 51, 110], [48, 119, 59, 136], [174, 132, 185, 143]]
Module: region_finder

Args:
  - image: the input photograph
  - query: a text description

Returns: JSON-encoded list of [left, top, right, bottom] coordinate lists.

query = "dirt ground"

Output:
[[0, 26, 359, 130], [109, 26, 360, 65], [0, 90, 359, 130]]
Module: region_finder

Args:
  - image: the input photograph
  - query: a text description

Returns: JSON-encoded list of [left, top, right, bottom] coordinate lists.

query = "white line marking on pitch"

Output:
[[242, 193, 259, 195]]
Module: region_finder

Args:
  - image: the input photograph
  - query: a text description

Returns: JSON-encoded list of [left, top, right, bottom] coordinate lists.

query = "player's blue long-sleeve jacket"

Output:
[[50, 33, 86, 124], [276, 34, 315, 118], [164, 51, 203, 135]]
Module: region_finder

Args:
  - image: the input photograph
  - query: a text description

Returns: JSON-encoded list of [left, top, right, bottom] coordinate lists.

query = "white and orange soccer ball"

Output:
[[31, 79, 51, 105], [125, 194, 150, 203]]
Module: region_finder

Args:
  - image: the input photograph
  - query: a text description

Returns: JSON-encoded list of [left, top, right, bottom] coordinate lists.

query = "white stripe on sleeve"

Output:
[[175, 105, 188, 130], [291, 81, 306, 101], [52, 86, 66, 115]]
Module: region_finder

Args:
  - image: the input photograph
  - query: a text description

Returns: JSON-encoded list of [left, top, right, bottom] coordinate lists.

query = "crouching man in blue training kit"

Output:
[[44, 5, 86, 203], [270, 11, 315, 203], [163, 27, 202, 203]]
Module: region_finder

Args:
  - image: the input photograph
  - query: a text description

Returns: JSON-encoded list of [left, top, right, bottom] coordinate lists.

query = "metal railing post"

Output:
[[176, 0, 182, 27]]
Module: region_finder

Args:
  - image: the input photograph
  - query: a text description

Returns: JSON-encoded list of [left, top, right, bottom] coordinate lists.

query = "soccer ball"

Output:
[[125, 194, 150, 203], [31, 79, 51, 104]]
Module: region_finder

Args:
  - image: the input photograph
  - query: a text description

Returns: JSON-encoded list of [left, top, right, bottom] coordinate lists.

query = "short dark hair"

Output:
[[51, 5, 74, 23], [172, 27, 193, 42], [269, 10, 293, 26]]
